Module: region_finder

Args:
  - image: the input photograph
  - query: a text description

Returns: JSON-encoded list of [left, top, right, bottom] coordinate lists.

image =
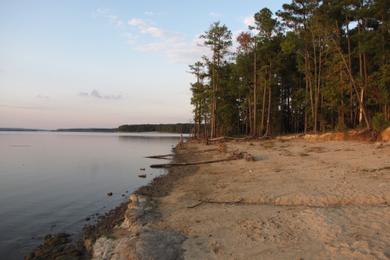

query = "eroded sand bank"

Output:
[[92, 138, 390, 259]]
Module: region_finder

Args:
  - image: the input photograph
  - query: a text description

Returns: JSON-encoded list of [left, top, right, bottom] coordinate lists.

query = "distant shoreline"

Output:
[[0, 123, 193, 134]]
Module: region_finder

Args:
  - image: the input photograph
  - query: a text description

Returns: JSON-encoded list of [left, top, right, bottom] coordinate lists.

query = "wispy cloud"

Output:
[[95, 10, 207, 64], [123, 32, 138, 44], [95, 8, 123, 28], [128, 18, 163, 37], [0, 104, 55, 110], [144, 11, 154, 16], [143, 11, 166, 17], [244, 15, 255, 28], [127, 18, 207, 63], [209, 12, 222, 18], [36, 94, 50, 100], [79, 89, 123, 100]]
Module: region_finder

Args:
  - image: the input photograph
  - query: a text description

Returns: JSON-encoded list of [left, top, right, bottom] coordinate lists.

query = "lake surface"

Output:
[[0, 131, 181, 259]]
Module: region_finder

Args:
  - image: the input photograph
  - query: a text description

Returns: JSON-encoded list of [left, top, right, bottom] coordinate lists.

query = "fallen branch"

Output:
[[146, 148, 219, 160], [192, 199, 390, 209], [187, 198, 243, 209], [201, 198, 244, 205], [208, 136, 251, 142], [150, 156, 242, 168], [186, 201, 204, 208], [182, 148, 220, 154], [145, 154, 174, 159]]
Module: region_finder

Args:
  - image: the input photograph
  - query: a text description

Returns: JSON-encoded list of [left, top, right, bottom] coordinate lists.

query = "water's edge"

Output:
[[25, 142, 182, 259]]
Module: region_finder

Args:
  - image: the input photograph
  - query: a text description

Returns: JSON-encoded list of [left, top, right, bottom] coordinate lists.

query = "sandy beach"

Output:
[[88, 135, 390, 259]]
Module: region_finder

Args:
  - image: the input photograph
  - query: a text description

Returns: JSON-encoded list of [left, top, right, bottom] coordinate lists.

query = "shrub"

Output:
[[372, 113, 390, 132]]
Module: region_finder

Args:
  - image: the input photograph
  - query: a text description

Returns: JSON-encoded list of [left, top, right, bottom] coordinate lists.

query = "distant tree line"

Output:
[[189, 0, 390, 138], [55, 128, 115, 132], [117, 124, 193, 133]]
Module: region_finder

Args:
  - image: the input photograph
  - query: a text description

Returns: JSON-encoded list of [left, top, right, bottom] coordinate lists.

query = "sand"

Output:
[[92, 138, 390, 259]]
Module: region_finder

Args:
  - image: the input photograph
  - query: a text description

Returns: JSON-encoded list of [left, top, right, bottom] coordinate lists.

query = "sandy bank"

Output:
[[90, 137, 390, 259]]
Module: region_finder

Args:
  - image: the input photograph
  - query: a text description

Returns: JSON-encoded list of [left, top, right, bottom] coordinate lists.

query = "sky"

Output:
[[0, 0, 285, 129]]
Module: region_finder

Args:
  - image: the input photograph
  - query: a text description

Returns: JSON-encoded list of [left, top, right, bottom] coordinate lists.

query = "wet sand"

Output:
[[90, 137, 390, 259]]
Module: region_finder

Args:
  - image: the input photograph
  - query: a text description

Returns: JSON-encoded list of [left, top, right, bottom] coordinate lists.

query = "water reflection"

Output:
[[0, 132, 179, 259]]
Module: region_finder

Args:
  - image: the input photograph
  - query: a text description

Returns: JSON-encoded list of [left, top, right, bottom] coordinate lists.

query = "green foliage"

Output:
[[117, 124, 193, 133], [201, 22, 232, 63], [281, 32, 297, 54], [372, 113, 390, 132], [254, 8, 278, 37], [188, 0, 390, 137]]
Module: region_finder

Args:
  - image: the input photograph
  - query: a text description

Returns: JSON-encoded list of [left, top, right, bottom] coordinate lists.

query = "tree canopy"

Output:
[[189, 1, 390, 138]]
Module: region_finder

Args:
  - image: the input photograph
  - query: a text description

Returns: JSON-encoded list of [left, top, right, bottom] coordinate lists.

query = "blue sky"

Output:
[[0, 0, 285, 129]]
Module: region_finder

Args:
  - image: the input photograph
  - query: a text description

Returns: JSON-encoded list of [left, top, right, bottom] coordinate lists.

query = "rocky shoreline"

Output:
[[88, 146, 191, 259], [26, 145, 187, 260], [26, 128, 390, 259], [25, 200, 130, 259]]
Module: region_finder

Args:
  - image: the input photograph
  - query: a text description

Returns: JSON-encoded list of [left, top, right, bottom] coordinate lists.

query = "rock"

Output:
[[25, 233, 84, 260], [92, 228, 185, 260], [381, 127, 390, 142], [91, 193, 186, 260], [218, 143, 227, 153], [231, 150, 244, 159], [245, 153, 255, 161], [107, 192, 113, 196], [384, 247, 390, 258], [134, 228, 186, 259]]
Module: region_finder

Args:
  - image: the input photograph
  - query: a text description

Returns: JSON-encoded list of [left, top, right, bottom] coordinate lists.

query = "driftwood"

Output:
[[150, 156, 242, 168], [187, 198, 244, 209], [177, 148, 219, 154], [145, 154, 174, 160], [202, 198, 244, 205], [187, 201, 204, 208], [146, 148, 220, 160], [208, 136, 251, 142], [192, 148, 220, 153]]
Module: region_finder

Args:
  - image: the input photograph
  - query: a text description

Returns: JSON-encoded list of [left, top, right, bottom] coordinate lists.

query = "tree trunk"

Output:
[[316, 42, 322, 132], [211, 62, 217, 138], [248, 97, 252, 135], [265, 64, 272, 137], [265, 85, 272, 136], [253, 41, 257, 137], [306, 49, 315, 132], [332, 37, 370, 129], [312, 31, 319, 133], [260, 76, 267, 135], [346, 19, 354, 126], [304, 52, 309, 134]]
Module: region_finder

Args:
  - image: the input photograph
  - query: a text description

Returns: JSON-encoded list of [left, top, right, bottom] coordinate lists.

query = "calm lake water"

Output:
[[0, 131, 181, 259]]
